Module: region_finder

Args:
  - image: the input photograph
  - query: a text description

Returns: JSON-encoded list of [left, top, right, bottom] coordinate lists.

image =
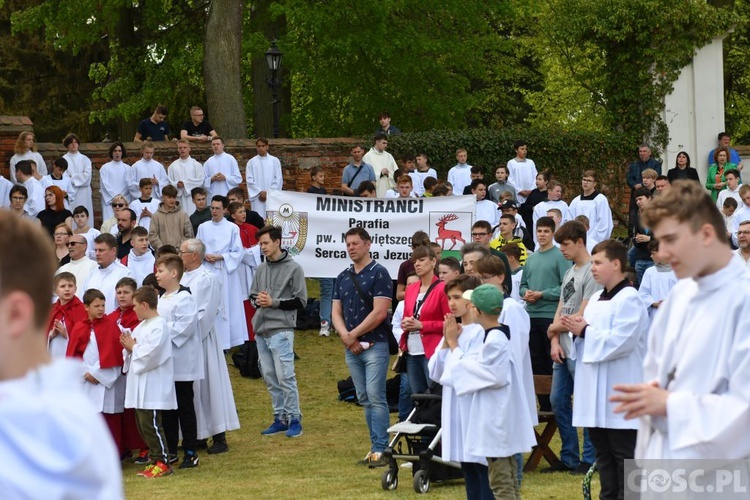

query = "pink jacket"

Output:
[[399, 276, 450, 359]]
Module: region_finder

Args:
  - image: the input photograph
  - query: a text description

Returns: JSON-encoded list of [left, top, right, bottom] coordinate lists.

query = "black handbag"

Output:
[[391, 350, 408, 373], [350, 273, 399, 355]]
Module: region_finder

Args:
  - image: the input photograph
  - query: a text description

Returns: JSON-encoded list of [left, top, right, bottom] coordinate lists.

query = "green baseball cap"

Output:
[[462, 284, 503, 314]]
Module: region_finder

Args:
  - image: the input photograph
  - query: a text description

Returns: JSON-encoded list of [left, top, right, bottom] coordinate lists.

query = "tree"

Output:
[[274, 0, 537, 137], [205, 0, 246, 138], [524, 0, 734, 148]]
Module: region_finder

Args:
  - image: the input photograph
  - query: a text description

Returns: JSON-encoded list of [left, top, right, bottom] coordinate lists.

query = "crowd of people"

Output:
[[4, 111, 750, 499]]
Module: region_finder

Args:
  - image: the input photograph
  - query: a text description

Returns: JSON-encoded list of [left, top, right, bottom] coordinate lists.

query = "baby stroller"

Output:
[[380, 384, 464, 494]]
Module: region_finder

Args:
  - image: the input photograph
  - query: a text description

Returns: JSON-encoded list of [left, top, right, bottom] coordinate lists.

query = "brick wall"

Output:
[[0, 115, 634, 229], [0, 116, 360, 226]]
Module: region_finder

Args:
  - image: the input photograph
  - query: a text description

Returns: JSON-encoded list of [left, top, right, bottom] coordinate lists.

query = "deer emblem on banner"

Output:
[[435, 214, 466, 250]]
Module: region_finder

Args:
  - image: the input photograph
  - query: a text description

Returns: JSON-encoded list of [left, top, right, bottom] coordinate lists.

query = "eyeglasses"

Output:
[[54, 233, 69, 237], [738, 231, 750, 236], [112, 203, 126, 208], [582, 178, 595, 183], [11, 196, 26, 201], [66, 241, 85, 247], [178, 250, 194, 255], [471, 232, 488, 237]]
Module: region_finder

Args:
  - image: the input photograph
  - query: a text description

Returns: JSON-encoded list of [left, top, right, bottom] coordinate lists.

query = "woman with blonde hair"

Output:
[[10, 131, 47, 183], [100, 195, 129, 234]]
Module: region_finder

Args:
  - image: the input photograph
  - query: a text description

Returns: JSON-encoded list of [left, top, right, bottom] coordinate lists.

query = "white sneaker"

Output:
[[319, 321, 330, 337]]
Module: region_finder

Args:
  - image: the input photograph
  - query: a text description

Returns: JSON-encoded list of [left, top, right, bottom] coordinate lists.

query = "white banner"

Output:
[[265, 191, 476, 278]]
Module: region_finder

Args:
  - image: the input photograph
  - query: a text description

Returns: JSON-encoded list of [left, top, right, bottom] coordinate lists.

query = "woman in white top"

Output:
[[10, 131, 47, 183]]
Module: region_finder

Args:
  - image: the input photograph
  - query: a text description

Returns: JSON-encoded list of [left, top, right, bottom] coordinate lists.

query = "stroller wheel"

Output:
[[381, 469, 398, 491], [413, 469, 430, 494]]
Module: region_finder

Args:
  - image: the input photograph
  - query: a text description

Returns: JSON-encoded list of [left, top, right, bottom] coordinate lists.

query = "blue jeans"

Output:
[[550, 357, 596, 468], [460, 462, 494, 500], [627, 246, 653, 287], [398, 373, 413, 422], [256, 331, 301, 421], [345, 341, 390, 453], [406, 352, 430, 395], [317, 278, 334, 324]]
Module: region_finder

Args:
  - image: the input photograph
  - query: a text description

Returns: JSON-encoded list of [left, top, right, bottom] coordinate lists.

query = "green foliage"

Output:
[[275, 0, 540, 137], [725, 0, 750, 143], [523, 0, 735, 148], [11, 0, 210, 138], [386, 127, 634, 211]]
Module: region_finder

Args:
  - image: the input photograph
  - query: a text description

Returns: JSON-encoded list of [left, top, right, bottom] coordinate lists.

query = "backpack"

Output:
[[337, 376, 358, 404], [232, 341, 262, 379], [296, 298, 321, 331]]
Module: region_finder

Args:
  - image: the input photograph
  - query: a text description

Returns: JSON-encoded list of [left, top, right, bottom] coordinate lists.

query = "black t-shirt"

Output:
[[116, 234, 133, 260], [307, 186, 327, 195], [37, 209, 73, 238], [181, 120, 214, 137]]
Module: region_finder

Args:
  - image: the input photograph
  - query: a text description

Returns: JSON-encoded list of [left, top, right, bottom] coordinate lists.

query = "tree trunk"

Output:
[[204, 0, 247, 139]]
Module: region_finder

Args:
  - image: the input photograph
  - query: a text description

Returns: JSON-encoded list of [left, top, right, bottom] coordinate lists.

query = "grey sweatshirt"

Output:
[[249, 250, 308, 336]]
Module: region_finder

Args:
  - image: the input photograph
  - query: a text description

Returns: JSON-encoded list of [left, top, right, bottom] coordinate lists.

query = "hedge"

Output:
[[383, 127, 638, 223]]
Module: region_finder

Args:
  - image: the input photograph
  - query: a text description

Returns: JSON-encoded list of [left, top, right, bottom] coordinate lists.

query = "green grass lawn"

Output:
[[124, 280, 598, 498], [123, 331, 598, 499]]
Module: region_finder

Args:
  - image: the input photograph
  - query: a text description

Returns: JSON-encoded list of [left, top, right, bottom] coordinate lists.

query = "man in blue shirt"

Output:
[[708, 132, 743, 170], [134, 105, 171, 142], [340, 145, 376, 196], [332, 227, 392, 468], [626, 144, 661, 238]]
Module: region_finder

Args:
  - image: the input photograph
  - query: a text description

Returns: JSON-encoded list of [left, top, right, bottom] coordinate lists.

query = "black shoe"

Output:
[[179, 452, 199, 469], [195, 439, 208, 450], [207, 440, 229, 455], [570, 462, 594, 475], [540, 463, 573, 474], [167, 453, 179, 465]]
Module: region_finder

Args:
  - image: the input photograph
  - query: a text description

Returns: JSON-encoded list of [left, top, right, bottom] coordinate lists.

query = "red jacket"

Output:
[[399, 276, 450, 359], [108, 306, 140, 331], [66, 316, 124, 369], [47, 296, 87, 339]]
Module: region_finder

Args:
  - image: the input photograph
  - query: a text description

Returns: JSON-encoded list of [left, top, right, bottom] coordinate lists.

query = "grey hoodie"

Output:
[[250, 249, 307, 336]]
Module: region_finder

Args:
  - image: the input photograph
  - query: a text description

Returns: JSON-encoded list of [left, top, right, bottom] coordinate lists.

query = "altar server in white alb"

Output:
[[563, 239, 649, 500], [568, 170, 613, 248], [472, 179, 499, 227], [9, 131, 47, 183], [204, 136, 242, 199], [197, 195, 248, 349], [0, 213, 122, 498], [445, 284, 536, 499], [100, 142, 133, 221], [429, 275, 493, 499], [612, 180, 750, 461], [123, 227, 155, 287], [168, 139, 205, 216], [532, 180, 571, 246], [246, 137, 283, 219], [364, 132, 399, 198], [180, 238, 240, 455], [63, 133, 94, 218], [637, 239, 677, 323], [507, 140, 537, 205], [129, 141, 169, 202], [155, 255, 203, 469], [120, 285, 177, 478]]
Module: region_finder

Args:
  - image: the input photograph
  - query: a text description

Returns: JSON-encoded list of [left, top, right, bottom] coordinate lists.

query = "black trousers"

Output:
[[529, 317, 553, 411], [588, 427, 637, 500], [163, 381, 198, 455]]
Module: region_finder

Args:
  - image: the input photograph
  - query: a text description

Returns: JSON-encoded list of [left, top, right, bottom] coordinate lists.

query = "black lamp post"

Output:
[[265, 41, 283, 138]]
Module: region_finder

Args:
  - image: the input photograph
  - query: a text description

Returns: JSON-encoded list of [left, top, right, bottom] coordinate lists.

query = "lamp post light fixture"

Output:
[[265, 40, 283, 138]]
